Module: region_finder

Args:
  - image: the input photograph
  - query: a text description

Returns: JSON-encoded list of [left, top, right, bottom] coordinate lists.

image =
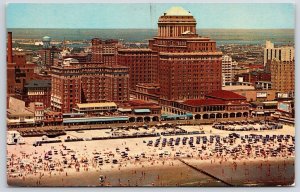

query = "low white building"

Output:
[[73, 102, 118, 115], [7, 97, 35, 127], [7, 131, 25, 145]]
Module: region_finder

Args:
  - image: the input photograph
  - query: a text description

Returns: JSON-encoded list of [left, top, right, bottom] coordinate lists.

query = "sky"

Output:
[[6, 3, 295, 29]]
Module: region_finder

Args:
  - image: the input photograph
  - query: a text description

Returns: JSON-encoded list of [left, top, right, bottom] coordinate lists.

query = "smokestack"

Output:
[[7, 32, 13, 63]]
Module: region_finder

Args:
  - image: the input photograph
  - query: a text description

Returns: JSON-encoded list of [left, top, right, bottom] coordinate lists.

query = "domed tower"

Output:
[[157, 6, 197, 37], [42, 36, 51, 49]]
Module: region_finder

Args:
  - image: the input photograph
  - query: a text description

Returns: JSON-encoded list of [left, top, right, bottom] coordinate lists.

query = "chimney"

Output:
[[7, 32, 13, 63]]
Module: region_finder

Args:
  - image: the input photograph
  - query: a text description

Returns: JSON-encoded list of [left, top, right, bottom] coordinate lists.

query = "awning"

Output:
[[263, 101, 278, 106], [118, 108, 132, 112], [133, 109, 151, 113], [162, 114, 187, 119], [186, 113, 193, 117], [255, 112, 265, 115], [63, 113, 85, 117], [264, 111, 272, 113], [63, 117, 129, 123]]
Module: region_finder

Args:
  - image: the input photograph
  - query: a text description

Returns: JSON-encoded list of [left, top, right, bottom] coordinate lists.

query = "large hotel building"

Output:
[[51, 58, 129, 113], [50, 37, 129, 113], [118, 6, 222, 103]]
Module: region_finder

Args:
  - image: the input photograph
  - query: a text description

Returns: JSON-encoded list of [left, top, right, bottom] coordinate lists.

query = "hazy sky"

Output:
[[6, 3, 295, 29]]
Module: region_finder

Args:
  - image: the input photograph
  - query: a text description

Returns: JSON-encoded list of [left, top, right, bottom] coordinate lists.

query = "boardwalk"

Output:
[[9, 116, 269, 132]]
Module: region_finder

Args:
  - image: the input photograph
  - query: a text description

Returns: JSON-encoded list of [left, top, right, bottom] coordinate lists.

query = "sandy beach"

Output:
[[7, 122, 295, 187]]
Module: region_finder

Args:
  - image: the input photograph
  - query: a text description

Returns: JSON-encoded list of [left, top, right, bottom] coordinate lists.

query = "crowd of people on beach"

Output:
[[7, 121, 295, 186], [212, 120, 283, 131]]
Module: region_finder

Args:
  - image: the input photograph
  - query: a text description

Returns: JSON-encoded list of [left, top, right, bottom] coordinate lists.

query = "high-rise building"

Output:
[[270, 60, 294, 94], [222, 55, 233, 86], [38, 36, 60, 70], [119, 6, 222, 101], [263, 40, 294, 66], [91, 38, 121, 66]]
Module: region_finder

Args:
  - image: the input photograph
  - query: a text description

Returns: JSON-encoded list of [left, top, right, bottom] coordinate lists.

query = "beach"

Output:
[[7, 122, 295, 187]]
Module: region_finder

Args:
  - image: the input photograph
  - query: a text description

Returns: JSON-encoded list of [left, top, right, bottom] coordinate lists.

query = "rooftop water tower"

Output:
[[42, 36, 51, 49]]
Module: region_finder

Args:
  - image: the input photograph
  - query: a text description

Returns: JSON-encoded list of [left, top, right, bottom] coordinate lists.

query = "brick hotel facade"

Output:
[[271, 60, 295, 94], [118, 6, 222, 101], [50, 37, 129, 113], [118, 49, 158, 90], [24, 80, 52, 108], [51, 58, 129, 113]]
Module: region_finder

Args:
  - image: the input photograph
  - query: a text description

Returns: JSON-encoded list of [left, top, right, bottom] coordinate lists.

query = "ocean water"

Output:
[[7, 28, 294, 45]]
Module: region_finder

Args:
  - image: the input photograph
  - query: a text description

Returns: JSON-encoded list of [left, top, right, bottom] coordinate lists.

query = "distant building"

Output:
[[63, 53, 91, 63], [38, 36, 60, 70], [263, 40, 294, 66], [255, 81, 272, 90], [222, 55, 233, 86], [235, 71, 271, 84], [38, 47, 60, 69], [270, 60, 294, 94], [231, 64, 249, 82], [7, 32, 36, 100]]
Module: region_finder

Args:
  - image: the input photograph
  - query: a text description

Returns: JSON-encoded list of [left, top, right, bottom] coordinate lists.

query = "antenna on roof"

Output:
[[62, 37, 66, 50], [150, 3, 154, 29]]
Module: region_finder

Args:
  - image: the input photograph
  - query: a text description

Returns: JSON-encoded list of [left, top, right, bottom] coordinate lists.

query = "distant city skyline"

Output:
[[7, 3, 294, 29]]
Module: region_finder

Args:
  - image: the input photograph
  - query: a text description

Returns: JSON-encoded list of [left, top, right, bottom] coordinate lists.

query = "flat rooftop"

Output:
[[76, 102, 117, 109], [7, 108, 34, 116], [222, 85, 255, 91]]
